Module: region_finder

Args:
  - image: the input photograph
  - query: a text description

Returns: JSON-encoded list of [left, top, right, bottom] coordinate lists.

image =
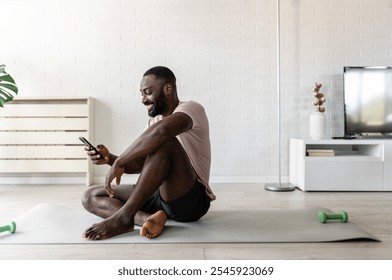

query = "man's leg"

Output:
[[82, 138, 196, 240], [82, 185, 151, 224], [81, 153, 152, 224], [82, 185, 167, 239]]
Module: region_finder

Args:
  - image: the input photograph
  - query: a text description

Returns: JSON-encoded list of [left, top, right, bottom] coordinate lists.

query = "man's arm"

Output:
[[116, 112, 193, 167], [103, 112, 193, 197]]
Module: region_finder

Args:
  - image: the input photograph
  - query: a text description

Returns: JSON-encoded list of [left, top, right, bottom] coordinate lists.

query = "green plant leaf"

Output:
[[0, 82, 18, 94], [0, 65, 18, 108], [0, 73, 16, 84], [0, 64, 6, 74], [0, 96, 7, 107]]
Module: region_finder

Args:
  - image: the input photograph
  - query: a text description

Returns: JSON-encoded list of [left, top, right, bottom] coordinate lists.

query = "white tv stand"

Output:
[[289, 138, 392, 191]]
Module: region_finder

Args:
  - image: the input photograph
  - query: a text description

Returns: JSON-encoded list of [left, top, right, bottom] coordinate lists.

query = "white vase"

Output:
[[309, 111, 326, 139]]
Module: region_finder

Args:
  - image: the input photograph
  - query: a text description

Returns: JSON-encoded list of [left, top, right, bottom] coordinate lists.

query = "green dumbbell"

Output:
[[0, 221, 17, 234], [318, 211, 348, 223]]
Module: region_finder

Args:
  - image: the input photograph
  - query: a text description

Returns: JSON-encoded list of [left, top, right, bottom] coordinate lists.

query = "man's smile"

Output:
[[146, 103, 154, 111]]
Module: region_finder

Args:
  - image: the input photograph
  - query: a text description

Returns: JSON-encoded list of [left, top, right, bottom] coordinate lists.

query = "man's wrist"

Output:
[[108, 153, 117, 166], [114, 157, 125, 167]]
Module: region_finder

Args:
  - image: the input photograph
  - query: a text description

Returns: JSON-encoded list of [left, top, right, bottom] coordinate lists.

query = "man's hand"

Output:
[[105, 161, 125, 198], [85, 144, 110, 165]]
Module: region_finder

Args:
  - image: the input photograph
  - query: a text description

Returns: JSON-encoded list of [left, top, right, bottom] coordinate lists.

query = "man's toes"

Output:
[[140, 226, 147, 237], [83, 226, 102, 240], [140, 227, 157, 239]]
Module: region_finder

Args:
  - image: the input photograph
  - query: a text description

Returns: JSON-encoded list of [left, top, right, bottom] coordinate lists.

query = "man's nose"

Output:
[[141, 94, 148, 104]]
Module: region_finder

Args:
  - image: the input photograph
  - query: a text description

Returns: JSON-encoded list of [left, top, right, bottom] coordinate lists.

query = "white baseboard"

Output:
[[209, 176, 289, 184], [0, 175, 86, 185], [93, 175, 289, 185], [0, 175, 288, 185]]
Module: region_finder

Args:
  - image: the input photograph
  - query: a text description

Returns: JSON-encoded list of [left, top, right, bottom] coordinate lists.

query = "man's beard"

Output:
[[147, 88, 168, 117]]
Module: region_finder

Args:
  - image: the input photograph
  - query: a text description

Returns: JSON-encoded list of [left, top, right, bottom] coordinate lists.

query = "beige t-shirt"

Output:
[[148, 101, 215, 200]]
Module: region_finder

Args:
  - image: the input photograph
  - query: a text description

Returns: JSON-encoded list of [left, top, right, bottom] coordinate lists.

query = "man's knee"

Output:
[[150, 138, 185, 159], [81, 186, 100, 210], [157, 137, 178, 151]]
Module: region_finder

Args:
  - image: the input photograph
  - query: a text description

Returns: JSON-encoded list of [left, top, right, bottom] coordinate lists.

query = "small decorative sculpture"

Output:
[[313, 82, 325, 112]]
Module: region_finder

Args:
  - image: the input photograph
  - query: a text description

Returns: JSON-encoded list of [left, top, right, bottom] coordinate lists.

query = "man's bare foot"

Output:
[[83, 214, 134, 240], [140, 210, 167, 239]]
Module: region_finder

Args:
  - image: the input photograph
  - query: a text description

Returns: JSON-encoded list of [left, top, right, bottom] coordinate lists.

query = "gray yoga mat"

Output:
[[0, 203, 380, 244]]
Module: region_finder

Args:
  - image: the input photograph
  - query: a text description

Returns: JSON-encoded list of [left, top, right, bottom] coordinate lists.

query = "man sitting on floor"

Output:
[[81, 66, 215, 240]]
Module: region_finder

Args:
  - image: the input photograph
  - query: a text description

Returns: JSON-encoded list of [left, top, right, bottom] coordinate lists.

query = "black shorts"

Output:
[[140, 179, 211, 222]]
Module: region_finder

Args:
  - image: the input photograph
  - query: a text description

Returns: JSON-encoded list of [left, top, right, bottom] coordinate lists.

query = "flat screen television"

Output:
[[344, 66, 392, 137]]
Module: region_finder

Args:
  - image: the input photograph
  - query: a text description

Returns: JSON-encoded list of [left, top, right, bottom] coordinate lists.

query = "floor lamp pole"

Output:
[[265, 0, 295, 192]]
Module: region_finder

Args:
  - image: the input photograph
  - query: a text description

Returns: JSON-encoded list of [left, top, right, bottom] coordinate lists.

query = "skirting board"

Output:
[[0, 176, 287, 185], [0, 203, 380, 244]]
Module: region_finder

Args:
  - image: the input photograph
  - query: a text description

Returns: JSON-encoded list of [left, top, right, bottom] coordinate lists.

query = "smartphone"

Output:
[[79, 137, 103, 158]]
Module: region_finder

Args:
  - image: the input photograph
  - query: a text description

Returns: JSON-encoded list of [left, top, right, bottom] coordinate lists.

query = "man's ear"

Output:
[[164, 83, 173, 95]]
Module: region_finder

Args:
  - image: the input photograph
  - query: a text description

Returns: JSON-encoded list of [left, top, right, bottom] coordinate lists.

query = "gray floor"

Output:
[[0, 183, 391, 259]]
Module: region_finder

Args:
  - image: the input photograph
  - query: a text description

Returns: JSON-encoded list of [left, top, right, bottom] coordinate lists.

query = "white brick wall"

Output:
[[1, 0, 391, 184]]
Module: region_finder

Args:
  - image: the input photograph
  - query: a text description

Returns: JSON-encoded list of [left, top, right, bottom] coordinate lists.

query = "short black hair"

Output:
[[143, 66, 176, 87]]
